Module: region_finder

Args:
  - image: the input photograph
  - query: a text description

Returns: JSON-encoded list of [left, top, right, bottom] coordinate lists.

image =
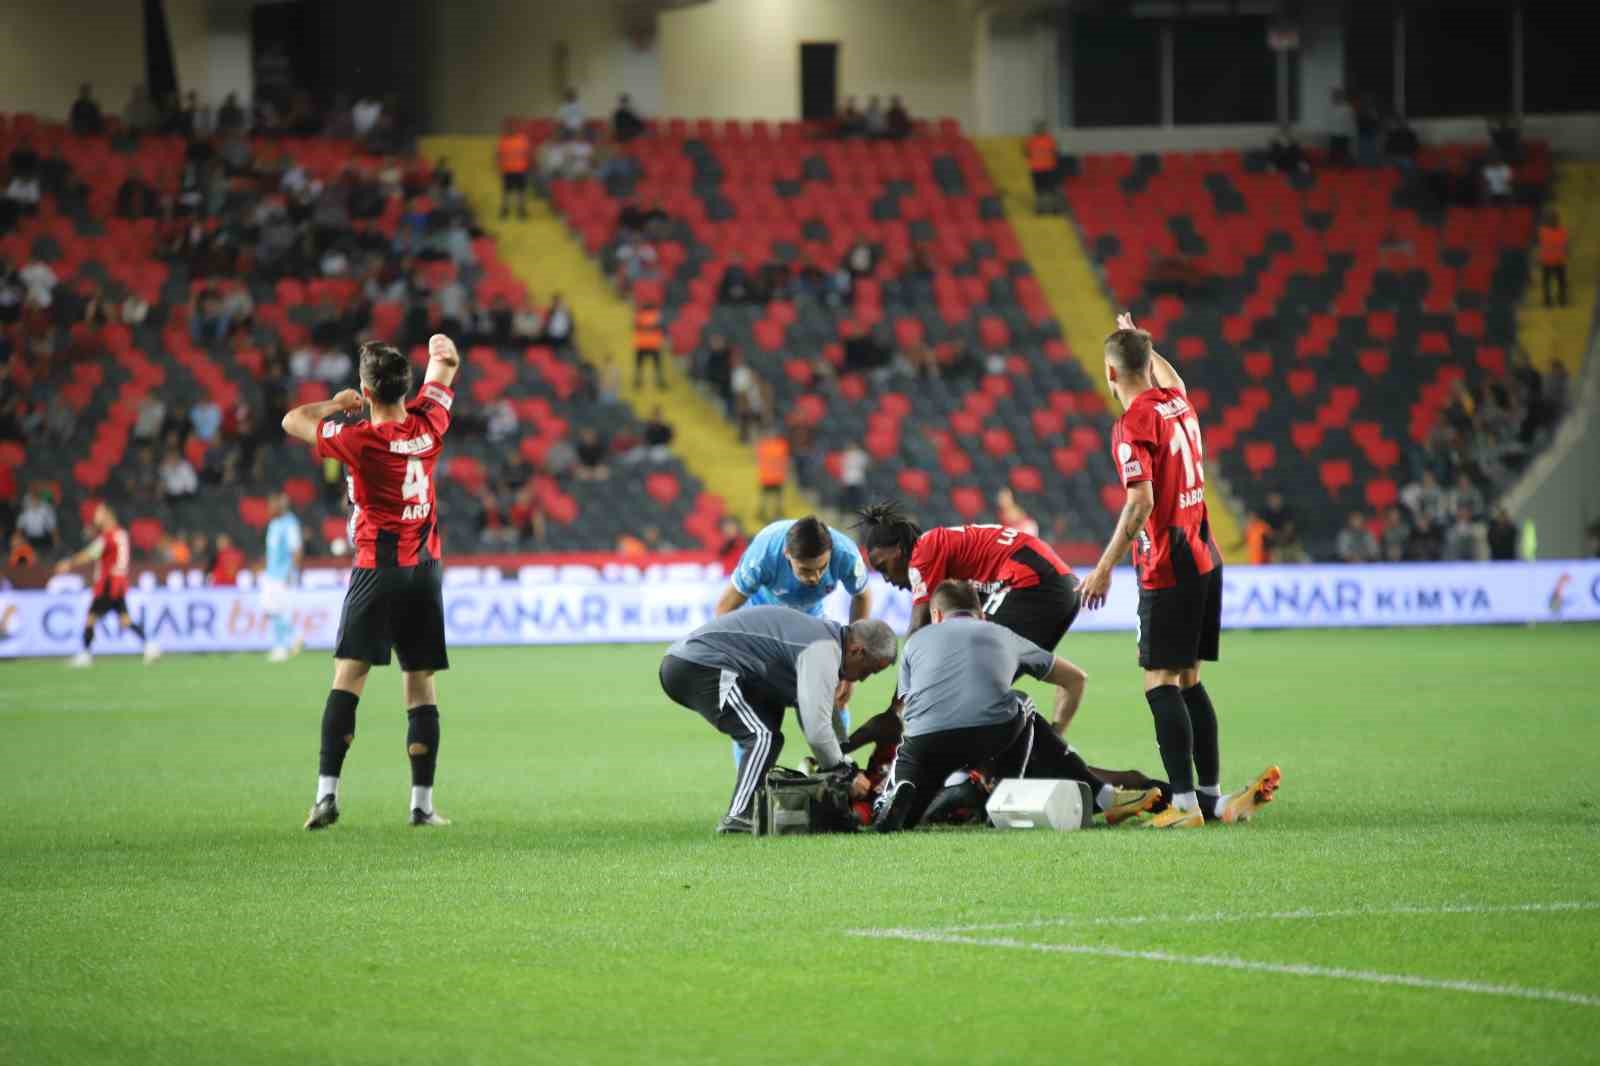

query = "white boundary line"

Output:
[[918, 900, 1600, 934], [845, 902, 1600, 1009], [845, 929, 1600, 1008]]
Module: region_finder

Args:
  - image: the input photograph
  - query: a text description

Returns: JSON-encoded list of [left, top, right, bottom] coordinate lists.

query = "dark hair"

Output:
[[784, 515, 831, 560], [854, 500, 922, 555], [358, 342, 411, 404], [931, 579, 982, 615], [1104, 328, 1152, 375]]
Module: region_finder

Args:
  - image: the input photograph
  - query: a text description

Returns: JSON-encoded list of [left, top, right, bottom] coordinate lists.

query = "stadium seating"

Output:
[[521, 115, 1122, 558], [0, 118, 715, 556], [1060, 144, 1551, 553]]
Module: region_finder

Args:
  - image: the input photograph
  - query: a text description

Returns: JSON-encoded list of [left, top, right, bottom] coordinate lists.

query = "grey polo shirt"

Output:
[[897, 613, 1055, 738]]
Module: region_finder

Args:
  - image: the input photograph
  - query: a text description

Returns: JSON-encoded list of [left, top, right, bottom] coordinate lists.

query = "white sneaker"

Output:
[[267, 647, 289, 663], [143, 643, 162, 664], [69, 651, 93, 668]]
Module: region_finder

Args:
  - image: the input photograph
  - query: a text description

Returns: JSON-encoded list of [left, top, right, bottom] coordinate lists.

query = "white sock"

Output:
[[410, 786, 433, 814], [1198, 784, 1224, 818], [317, 775, 340, 803], [1096, 783, 1117, 811], [1173, 790, 1199, 812]]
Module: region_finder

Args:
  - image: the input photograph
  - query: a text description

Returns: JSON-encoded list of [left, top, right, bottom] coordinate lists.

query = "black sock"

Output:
[[1184, 682, 1220, 791], [82, 624, 95, 650], [1144, 685, 1195, 795], [406, 705, 440, 788], [319, 690, 359, 778], [126, 621, 147, 642]]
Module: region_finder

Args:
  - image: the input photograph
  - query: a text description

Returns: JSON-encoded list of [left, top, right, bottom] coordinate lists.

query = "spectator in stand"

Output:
[[1354, 94, 1382, 166], [497, 121, 531, 220], [1025, 121, 1060, 214], [1482, 154, 1513, 204], [996, 487, 1039, 538], [717, 253, 757, 305], [886, 95, 912, 140], [1260, 490, 1304, 562], [837, 97, 865, 139], [116, 167, 160, 218], [716, 516, 748, 573], [544, 435, 579, 480], [509, 480, 548, 546], [575, 428, 611, 481], [210, 532, 245, 585], [1539, 210, 1568, 308], [1446, 472, 1484, 520], [189, 288, 230, 345], [190, 398, 223, 444], [216, 92, 245, 134], [557, 88, 585, 135], [8, 529, 37, 568], [159, 445, 199, 500], [729, 351, 764, 441], [844, 239, 877, 279], [1268, 125, 1310, 176], [1487, 507, 1518, 561], [1443, 504, 1488, 561], [863, 96, 887, 138], [1336, 511, 1379, 563], [839, 442, 868, 514], [843, 321, 891, 374], [642, 407, 675, 461], [70, 84, 104, 135], [314, 345, 353, 384], [613, 93, 645, 141], [133, 395, 166, 443], [351, 95, 383, 142], [755, 424, 790, 522], [1383, 112, 1419, 168], [616, 530, 648, 558], [541, 294, 575, 348], [1402, 470, 1448, 531], [1379, 506, 1410, 562], [123, 84, 160, 136], [16, 488, 59, 552]]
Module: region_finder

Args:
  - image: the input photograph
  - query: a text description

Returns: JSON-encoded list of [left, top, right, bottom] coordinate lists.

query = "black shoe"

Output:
[[304, 795, 340, 831], [715, 813, 753, 835], [410, 808, 451, 827], [874, 781, 919, 833]]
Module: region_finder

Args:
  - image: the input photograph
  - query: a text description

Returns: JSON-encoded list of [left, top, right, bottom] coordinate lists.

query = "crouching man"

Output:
[[660, 606, 899, 834], [872, 580, 1163, 832]]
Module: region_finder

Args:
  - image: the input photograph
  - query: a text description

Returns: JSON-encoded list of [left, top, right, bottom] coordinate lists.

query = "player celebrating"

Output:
[[280, 335, 461, 830], [55, 503, 161, 666], [856, 500, 1088, 732], [1078, 313, 1280, 828], [262, 492, 304, 663]]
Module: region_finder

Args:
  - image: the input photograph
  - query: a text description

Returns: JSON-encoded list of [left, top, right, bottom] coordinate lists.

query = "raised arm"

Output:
[[424, 332, 461, 389], [281, 389, 363, 445], [1116, 312, 1185, 394]]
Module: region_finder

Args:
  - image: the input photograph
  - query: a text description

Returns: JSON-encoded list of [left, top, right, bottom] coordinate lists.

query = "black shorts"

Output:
[[984, 549, 1081, 653], [88, 594, 128, 618], [1137, 566, 1222, 670], [502, 171, 527, 192], [334, 562, 449, 671]]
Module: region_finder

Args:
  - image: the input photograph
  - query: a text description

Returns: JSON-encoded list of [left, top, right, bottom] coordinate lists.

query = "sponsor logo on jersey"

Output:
[[420, 383, 454, 409], [321, 421, 343, 438], [908, 565, 925, 599], [388, 433, 435, 455]]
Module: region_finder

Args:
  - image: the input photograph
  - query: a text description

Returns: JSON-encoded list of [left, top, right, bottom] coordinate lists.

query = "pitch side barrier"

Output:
[[3, 560, 1596, 657]]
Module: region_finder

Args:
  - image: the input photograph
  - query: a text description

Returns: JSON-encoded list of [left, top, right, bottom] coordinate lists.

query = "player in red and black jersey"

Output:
[[281, 335, 462, 830], [1080, 313, 1280, 828], [856, 501, 1088, 733], [54, 503, 160, 667]]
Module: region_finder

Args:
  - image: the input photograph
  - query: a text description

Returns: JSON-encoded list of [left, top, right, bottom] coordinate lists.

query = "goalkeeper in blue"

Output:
[[262, 492, 305, 662], [715, 516, 874, 757]]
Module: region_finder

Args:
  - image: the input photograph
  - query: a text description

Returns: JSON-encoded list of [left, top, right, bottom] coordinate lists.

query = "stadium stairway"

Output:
[[1516, 161, 1600, 377], [977, 137, 1244, 561], [420, 135, 801, 531]]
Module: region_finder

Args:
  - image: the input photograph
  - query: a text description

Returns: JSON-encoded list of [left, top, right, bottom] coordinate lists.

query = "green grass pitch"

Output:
[[4, 625, 1598, 1065]]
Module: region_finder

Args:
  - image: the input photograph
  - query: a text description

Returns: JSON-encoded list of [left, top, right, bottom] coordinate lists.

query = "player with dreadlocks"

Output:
[[855, 500, 1087, 732]]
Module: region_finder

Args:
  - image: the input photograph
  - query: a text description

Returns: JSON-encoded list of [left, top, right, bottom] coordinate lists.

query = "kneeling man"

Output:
[[660, 606, 899, 833]]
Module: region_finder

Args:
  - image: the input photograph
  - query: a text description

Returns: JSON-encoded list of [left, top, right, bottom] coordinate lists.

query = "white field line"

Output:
[[913, 899, 1600, 934], [847, 928, 1600, 1008]]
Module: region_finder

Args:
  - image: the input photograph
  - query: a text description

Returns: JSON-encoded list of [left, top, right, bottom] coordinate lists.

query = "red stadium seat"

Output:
[[238, 496, 271, 529], [1365, 478, 1398, 510], [949, 410, 982, 437], [1243, 441, 1276, 477], [981, 427, 1015, 457], [1099, 483, 1124, 514], [1475, 346, 1507, 376], [645, 471, 680, 505], [897, 468, 932, 499], [939, 448, 973, 478], [1031, 409, 1065, 440], [1287, 368, 1316, 398], [282, 477, 316, 508], [129, 517, 163, 554], [1010, 465, 1044, 494], [1291, 422, 1324, 454], [951, 486, 984, 520], [1052, 447, 1085, 477], [1358, 349, 1390, 377], [322, 516, 348, 545], [1317, 459, 1353, 495], [1242, 351, 1272, 380]]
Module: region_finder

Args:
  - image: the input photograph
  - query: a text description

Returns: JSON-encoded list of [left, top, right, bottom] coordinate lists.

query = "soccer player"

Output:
[[716, 514, 872, 743], [280, 334, 461, 830], [1078, 313, 1280, 828], [54, 503, 161, 667], [855, 500, 1089, 732], [870, 579, 1160, 832], [262, 492, 304, 663], [659, 606, 898, 833]]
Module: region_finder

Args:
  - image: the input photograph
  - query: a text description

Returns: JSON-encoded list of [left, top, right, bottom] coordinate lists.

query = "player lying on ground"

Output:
[[659, 606, 898, 833], [855, 501, 1087, 732], [1079, 313, 1280, 828], [54, 502, 161, 666], [281, 334, 462, 830], [864, 579, 1163, 832]]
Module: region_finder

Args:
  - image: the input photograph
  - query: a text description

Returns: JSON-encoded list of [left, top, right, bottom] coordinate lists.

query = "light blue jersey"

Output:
[[731, 519, 869, 617], [265, 513, 303, 581]]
